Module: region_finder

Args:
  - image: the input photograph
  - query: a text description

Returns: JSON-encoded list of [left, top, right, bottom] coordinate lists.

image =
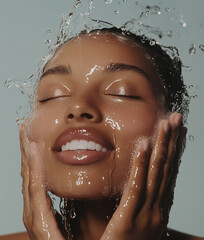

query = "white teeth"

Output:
[[88, 141, 96, 150], [61, 140, 108, 152]]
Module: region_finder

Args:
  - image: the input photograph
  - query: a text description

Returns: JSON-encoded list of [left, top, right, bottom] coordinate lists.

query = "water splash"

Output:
[[199, 44, 204, 52], [105, 0, 112, 4], [189, 43, 196, 55], [189, 135, 194, 142], [5, 0, 200, 130]]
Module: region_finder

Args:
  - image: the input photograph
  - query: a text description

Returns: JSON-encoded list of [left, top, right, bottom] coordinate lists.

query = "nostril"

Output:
[[68, 113, 74, 119], [81, 113, 93, 119]]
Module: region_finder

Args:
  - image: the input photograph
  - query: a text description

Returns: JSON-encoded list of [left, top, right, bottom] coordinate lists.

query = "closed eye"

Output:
[[38, 95, 70, 103], [106, 94, 141, 99]]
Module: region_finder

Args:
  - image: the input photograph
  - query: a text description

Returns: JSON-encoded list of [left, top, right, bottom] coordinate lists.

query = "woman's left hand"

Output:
[[100, 112, 187, 240]]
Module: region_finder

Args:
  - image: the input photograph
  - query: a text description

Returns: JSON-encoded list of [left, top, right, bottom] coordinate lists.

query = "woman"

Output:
[[1, 28, 204, 240]]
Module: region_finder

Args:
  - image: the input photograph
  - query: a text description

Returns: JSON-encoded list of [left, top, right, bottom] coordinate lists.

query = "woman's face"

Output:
[[28, 33, 165, 199]]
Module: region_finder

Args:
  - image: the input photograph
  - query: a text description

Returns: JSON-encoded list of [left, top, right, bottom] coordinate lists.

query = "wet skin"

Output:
[[3, 33, 203, 240], [28, 33, 166, 199]]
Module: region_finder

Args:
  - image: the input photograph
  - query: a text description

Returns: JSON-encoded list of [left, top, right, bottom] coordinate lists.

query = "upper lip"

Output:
[[53, 127, 114, 152]]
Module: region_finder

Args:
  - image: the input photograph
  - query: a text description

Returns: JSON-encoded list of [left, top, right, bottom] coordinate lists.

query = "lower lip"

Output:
[[55, 150, 110, 165]]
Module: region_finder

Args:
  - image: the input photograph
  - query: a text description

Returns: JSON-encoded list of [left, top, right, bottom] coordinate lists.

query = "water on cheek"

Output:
[[104, 116, 128, 194]]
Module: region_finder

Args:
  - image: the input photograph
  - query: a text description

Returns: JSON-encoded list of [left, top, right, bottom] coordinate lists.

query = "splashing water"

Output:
[[6, 0, 201, 120], [189, 135, 195, 142], [199, 44, 204, 52], [189, 43, 196, 55]]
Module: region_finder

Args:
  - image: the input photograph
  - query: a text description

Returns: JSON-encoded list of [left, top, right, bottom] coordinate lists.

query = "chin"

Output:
[[48, 179, 125, 200]]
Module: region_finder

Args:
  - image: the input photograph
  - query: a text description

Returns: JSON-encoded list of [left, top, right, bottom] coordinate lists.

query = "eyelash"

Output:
[[38, 95, 69, 103], [107, 94, 141, 99]]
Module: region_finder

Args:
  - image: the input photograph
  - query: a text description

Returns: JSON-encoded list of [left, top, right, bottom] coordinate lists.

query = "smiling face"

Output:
[[28, 32, 166, 199]]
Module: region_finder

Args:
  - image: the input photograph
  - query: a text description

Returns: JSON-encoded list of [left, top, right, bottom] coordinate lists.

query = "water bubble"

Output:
[[47, 29, 51, 34], [179, 15, 187, 27], [105, 0, 112, 4], [189, 135, 194, 141], [199, 44, 204, 52], [135, 1, 138, 5], [189, 43, 196, 55]]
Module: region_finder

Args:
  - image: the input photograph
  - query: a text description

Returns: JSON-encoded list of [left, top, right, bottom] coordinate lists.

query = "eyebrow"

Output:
[[40, 62, 148, 80], [105, 63, 149, 79], [40, 65, 71, 80]]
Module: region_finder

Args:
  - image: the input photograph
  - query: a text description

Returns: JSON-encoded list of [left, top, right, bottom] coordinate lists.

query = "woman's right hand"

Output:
[[19, 125, 65, 240]]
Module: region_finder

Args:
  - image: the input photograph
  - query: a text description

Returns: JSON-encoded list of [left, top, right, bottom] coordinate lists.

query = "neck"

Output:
[[69, 198, 119, 240]]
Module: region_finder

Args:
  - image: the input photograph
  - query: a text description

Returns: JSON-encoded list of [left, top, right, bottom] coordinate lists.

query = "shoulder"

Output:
[[167, 229, 204, 240], [0, 232, 29, 240]]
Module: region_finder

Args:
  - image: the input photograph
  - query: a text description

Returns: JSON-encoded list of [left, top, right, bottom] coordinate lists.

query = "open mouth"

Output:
[[60, 139, 108, 152], [53, 127, 114, 165]]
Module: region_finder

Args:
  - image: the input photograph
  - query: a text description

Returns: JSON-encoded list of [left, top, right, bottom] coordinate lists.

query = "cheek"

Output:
[[105, 104, 159, 193], [28, 107, 63, 143], [105, 103, 159, 139]]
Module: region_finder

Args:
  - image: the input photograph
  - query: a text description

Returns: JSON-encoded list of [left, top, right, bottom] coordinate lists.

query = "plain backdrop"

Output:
[[0, 0, 203, 236]]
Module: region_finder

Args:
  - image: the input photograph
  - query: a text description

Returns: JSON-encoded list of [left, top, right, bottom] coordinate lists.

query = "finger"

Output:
[[28, 142, 65, 239], [158, 113, 183, 204], [145, 119, 170, 207], [19, 124, 30, 212], [113, 139, 150, 222], [162, 126, 187, 214]]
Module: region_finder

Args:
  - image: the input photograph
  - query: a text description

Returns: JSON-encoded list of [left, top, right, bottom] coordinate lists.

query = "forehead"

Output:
[[44, 32, 154, 72]]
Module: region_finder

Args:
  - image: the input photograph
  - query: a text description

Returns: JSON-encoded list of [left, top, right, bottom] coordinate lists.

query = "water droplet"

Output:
[[105, 0, 112, 4], [44, 39, 51, 45], [47, 29, 51, 34], [189, 135, 194, 141], [199, 44, 204, 52], [114, 10, 119, 14], [183, 65, 192, 71], [179, 15, 187, 27], [150, 39, 156, 46], [189, 43, 196, 55], [179, 20, 187, 27], [106, 215, 111, 220], [135, 1, 138, 5], [167, 30, 172, 37], [188, 84, 194, 89], [165, 8, 171, 12]]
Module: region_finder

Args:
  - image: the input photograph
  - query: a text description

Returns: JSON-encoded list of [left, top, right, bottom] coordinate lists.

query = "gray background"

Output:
[[0, 0, 203, 237]]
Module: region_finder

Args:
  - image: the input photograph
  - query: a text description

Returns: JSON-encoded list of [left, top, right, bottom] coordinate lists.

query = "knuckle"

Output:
[[152, 213, 162, 227]]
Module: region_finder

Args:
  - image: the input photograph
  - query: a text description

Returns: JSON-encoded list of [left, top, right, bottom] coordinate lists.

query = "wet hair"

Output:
[[77, 27, 189, 123]]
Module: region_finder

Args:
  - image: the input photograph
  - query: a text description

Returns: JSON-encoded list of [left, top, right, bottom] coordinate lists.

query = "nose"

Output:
[[65, 102, 102, 123]]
